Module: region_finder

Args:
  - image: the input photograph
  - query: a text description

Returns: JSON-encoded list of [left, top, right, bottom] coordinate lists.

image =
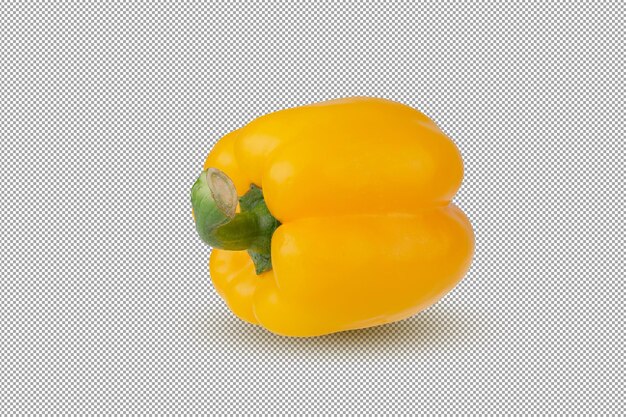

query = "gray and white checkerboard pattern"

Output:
[[1, 1, 623, 414]]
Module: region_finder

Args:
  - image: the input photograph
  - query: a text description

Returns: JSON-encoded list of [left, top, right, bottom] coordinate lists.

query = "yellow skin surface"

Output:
[[202, 97, 474, 337]]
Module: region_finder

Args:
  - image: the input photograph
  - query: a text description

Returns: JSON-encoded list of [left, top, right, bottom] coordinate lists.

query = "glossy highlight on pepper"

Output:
[[191, 97, 474, 337]]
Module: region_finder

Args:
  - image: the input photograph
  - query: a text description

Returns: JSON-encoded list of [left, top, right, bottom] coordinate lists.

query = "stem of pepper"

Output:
[[191, 168, 280, 274]]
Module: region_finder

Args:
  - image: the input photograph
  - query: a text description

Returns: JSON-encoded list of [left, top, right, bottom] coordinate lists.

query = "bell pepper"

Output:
[[191, 97, 474, 337]]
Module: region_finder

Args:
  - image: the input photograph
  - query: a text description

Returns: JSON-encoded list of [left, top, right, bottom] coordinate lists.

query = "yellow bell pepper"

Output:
[[191, 97, 474, 337]]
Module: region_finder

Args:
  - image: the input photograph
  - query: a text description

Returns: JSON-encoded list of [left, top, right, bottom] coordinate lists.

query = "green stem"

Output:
[[191, 168, 280, 274]]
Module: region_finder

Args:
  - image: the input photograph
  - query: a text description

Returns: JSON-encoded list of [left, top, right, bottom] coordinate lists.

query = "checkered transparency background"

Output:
[[1, 1, 624, 414]]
